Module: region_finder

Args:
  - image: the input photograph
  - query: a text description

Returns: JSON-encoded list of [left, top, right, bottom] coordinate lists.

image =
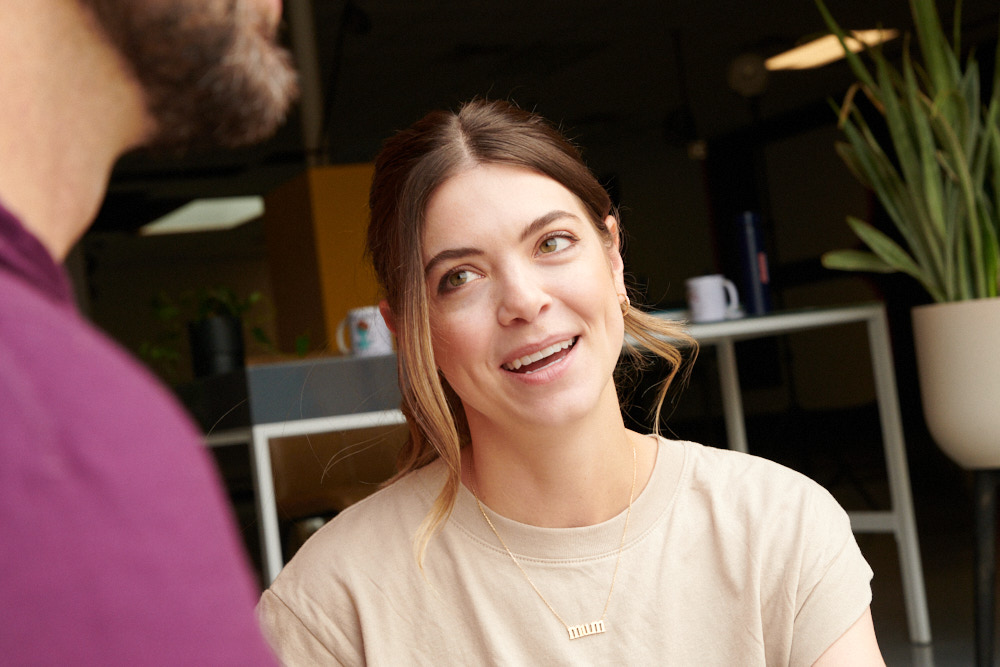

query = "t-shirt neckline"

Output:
[[446, 435, 689, 562]]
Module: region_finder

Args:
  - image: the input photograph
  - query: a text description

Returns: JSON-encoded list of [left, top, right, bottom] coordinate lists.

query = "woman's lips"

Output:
[[502, 337, 577, 373]]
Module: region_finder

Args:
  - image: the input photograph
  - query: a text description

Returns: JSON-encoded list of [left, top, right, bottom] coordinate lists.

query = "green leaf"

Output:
[[821, 249, 896, 273], [952, 0, 963, 54], [879, 47, 947, 282], [838, 109, 941, 279], [816, 0, 876, 90], [250, 326, 272, 348], [981, 210, 1000, 297], [911, 0, 959, 95], [294, 333, 312, 357], [878, 51, 919, 189], [819, 0, 1000, 302], [834, 141, 873, 189], [932, 109, 988, 295], [983, 99, 1000, 227], [846, 216, 946, 300], [903, 48, 946, 242]]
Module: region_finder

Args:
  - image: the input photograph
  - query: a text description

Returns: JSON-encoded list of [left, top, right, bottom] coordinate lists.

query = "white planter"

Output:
[[913, 298, 1000, 469]]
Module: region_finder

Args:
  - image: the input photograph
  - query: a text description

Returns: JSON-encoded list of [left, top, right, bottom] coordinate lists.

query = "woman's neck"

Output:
[[461, 410, 657, 527]]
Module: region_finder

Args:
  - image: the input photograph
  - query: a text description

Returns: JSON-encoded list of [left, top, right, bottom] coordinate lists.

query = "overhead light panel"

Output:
[[765, 29, 900, 71], [139, 196, 265, 235]]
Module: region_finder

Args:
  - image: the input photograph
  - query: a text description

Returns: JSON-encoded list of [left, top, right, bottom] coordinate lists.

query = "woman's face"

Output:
[[420, 163, 627, 437]]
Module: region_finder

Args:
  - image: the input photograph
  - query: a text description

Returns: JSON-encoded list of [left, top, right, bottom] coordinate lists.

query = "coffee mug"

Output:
[[685, 274, 742, 322], [336, 305, 393, 357]]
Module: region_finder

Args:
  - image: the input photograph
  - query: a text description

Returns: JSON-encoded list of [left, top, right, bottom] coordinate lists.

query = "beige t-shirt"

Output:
[[258, 437, 873, 666]]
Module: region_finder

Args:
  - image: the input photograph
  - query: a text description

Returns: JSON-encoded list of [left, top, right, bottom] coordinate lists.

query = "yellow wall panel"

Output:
[[264, 164, 378, 354], [306, 165, 379, 343]]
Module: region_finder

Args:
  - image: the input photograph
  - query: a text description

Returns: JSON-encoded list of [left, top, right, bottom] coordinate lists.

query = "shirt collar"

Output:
[[0, 199, 75, 307]]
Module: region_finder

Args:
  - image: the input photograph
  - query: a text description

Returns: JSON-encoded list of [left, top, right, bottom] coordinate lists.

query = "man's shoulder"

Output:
[[0, 262, 203, 463]]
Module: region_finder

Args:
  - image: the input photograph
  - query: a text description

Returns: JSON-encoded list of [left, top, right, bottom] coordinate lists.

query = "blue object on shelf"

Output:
[[737, 211, 772, 315]]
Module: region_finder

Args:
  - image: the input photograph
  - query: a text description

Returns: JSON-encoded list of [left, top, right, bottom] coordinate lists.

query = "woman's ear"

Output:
[[378, 300, 397, 335], [604, 215, 627, 295]]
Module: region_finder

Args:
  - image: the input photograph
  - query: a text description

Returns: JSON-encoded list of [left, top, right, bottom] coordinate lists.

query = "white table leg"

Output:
[[716, 339, 749, 454], [868, 312, 932, 644], [246, 412, 407, 585], [250, 425, 284, 584]]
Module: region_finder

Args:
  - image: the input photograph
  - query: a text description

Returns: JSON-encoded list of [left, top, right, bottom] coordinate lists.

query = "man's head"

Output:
[[79, 0, 298, 151]]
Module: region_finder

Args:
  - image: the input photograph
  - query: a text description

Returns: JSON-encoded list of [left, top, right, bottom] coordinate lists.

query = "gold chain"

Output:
[[470, 441, 637, 640]]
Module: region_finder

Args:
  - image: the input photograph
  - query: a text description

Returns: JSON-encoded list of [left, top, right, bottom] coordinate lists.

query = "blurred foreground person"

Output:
[[0, 1, 296, 663]]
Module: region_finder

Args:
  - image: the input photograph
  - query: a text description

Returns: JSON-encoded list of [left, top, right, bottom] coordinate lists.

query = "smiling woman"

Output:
[[420, 164, 630, 457], [256, 100, 885, 666]]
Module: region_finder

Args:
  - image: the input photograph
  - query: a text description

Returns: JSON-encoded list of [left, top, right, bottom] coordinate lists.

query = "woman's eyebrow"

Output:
[[519, 210, 579, 242], [423, 209, 581, 277], [423, 246, 482, 277]]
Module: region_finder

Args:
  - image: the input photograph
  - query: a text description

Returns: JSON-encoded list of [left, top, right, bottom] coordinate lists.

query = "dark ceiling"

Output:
[[90, 0, 999, 233]]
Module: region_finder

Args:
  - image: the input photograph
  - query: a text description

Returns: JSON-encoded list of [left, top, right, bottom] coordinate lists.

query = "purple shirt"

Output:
[[0, 202, 275, 664]]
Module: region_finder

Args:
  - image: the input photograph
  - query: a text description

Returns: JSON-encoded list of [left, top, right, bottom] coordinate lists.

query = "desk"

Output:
[[188, 355, 404, 585], [664, 303, 931, 644]]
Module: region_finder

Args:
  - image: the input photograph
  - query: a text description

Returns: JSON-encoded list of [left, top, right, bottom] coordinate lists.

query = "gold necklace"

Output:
[[470, 442, 637, 641]]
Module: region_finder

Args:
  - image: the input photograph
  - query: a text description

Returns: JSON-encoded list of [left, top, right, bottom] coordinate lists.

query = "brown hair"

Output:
[[366, 99, 695, 561]]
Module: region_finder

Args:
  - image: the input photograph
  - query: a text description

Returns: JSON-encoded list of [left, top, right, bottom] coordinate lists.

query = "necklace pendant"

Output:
[[567, 620, 606, 640]]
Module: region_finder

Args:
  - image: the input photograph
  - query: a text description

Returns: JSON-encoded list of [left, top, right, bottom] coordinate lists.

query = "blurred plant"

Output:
[[138, 291, 184, 384], [818, 0, 1000, 302], [138, 286, 274, 383], [190, 286, 272, 348], [294, 331, 313, 357]]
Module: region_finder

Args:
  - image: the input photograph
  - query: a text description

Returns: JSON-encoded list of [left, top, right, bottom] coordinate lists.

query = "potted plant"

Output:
[[187, 287, 270, 378], [140, 286, 273, 382], [818, 0, 1000, 469]]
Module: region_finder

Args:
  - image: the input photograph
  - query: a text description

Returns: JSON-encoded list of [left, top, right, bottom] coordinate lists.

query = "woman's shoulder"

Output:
[[336, 458, 446, 523], [271, 460, 446, 582], [658, 437, 866, 589], [660, 437, 849, 530], [671, 437, 830, 491], [652, 438, 872, 666]]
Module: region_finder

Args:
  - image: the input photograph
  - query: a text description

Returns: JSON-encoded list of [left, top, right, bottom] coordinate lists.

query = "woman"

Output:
[[257, 99, 883, 666]]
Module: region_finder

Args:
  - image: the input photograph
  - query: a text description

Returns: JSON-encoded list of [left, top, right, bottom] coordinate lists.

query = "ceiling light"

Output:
[[765, 29, 900, 71], [138, 196, 265, 236]]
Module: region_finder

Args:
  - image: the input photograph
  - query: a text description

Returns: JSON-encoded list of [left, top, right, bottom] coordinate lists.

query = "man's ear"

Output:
[[378, 300, 397, 335]]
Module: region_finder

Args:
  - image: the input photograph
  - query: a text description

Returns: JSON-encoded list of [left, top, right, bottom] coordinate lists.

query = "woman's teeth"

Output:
[[503, 338, 575, 371]]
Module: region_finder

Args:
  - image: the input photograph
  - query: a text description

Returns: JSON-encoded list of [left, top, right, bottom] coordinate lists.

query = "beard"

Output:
[[79, 0, 299, 151]]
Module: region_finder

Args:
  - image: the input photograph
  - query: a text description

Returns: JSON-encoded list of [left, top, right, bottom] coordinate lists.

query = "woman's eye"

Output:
[[448, 270, 472, 287], [441, 268, 479, 292], [539, 234, 574, 254]]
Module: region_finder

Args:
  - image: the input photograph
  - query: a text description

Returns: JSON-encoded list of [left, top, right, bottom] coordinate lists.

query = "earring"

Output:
[[618, 293, 631, 316]]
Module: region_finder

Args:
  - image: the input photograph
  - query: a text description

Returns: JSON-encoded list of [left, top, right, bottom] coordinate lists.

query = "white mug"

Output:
[[685, 274, 741, 323], [336, 305, 393, 357]]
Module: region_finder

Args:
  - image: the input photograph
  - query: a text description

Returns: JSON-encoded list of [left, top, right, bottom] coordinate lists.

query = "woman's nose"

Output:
[[496, 268, 550, 326]]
